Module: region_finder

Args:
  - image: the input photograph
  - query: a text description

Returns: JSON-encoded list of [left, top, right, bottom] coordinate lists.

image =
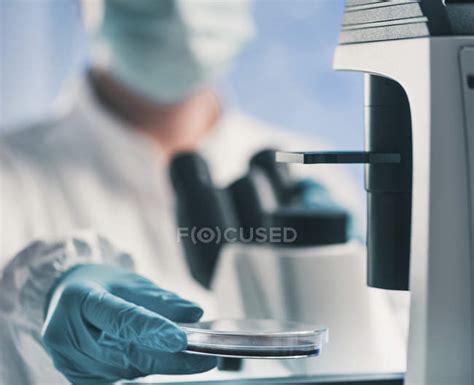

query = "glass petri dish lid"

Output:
[[179, 319, 328, 359]]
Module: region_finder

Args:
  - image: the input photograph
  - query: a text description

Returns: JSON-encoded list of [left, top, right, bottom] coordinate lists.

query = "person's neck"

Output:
[[89, 69, 221, 160]]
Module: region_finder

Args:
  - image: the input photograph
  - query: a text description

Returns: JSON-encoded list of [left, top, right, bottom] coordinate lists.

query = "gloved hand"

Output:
[[41, 264, 216, 384]]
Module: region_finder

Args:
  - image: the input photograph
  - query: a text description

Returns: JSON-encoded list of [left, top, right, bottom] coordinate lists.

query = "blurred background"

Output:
[[2, 4, 414, 380], [0, 0, 364, 175]]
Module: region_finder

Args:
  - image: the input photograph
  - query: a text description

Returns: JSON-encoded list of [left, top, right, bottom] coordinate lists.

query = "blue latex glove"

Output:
[[41, 264, 216, 384]]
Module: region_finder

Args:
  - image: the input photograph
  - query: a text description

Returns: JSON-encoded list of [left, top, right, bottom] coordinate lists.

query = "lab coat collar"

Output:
[[74, 74, 241, 178], [75, 75, 240, 163], [71, 76, 176, 203]]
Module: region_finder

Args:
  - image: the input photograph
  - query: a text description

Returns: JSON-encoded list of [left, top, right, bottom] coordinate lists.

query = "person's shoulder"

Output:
[[1, 118, 57, 149], [0, 113, 74, 163]]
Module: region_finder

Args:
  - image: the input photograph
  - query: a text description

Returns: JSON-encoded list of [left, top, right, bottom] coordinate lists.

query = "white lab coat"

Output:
[[0, 80, 364, 384]]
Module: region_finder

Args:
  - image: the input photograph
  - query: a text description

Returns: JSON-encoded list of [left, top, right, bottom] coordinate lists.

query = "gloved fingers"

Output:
[[65, 330, 146, 380], [82, 289, 187, 352], [127, 343, 217, 375], [113, 284, 203, 323], [95, 339, 216, 377], [43, 309, 135, 380], [47, 345, 126, 385], [91, 330, 132, 366]]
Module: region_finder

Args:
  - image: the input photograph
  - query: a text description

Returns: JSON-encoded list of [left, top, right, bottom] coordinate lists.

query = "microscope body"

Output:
[[334, 1, 474, 384]]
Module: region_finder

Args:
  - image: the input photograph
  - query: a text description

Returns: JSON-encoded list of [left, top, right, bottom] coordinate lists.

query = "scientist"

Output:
[[0, 0, 363, 384]]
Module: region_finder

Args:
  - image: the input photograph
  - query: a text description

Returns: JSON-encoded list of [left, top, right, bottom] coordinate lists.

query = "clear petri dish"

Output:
[[179, 319, 328, 359]]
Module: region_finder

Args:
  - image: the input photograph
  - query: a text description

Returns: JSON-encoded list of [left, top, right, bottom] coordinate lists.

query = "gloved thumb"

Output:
[[82, 289, 187, 352]]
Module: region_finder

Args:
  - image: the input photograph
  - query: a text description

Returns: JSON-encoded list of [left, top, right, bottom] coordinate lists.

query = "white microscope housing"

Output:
[[335, 2, 474, 384], [278, 1, 474, 384]]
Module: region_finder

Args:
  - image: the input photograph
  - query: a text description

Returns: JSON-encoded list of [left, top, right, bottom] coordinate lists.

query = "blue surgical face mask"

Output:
[[97, 0, 255, 104]]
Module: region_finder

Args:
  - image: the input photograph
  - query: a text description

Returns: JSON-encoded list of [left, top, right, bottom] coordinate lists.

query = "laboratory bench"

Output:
[[127, 372, 404, 385]]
